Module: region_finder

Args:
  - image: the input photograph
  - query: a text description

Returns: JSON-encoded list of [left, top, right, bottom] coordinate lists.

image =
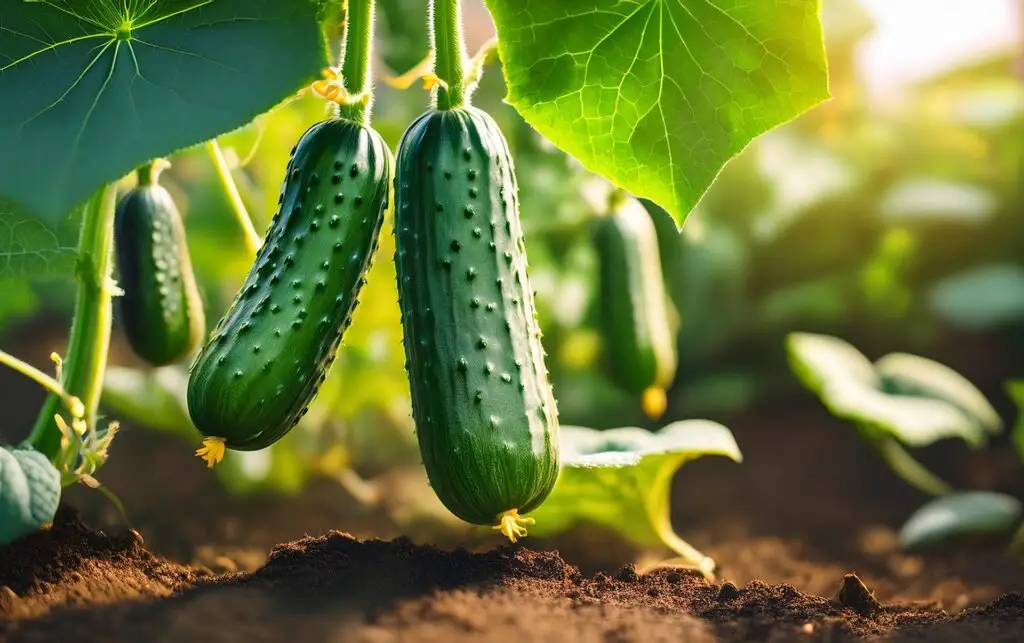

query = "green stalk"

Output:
[[337, 0, 376, 125], [873, 434, 951, 497], [430, 0, 467, 110], [27, 183, 118, 461], [206, 140, 261, 256], [0, 349, 82, 417]]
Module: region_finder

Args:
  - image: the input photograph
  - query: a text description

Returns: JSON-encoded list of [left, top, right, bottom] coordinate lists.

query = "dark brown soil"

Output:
[[1, 320, 1023, 641]]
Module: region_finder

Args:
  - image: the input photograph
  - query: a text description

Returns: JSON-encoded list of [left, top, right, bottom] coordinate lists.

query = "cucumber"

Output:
[[394, 107, 559, 539], [114, 162, 205, 366], [595, 194, 678, 419], [187, 119, 391, 460]]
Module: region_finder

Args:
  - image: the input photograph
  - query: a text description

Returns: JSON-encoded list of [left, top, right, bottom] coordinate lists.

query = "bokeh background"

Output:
[[0, 0, 1021, 571]]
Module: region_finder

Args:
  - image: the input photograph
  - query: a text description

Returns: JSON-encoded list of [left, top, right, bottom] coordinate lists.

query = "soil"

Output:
[[1, 320, 1023, 642]]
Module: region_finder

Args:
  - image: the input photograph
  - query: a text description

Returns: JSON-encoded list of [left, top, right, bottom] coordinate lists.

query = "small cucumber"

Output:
[[394, 107, 559, 540], [187, 119, 392, 462], [595, 194, 678, 419], [114, 161, 205, 366]]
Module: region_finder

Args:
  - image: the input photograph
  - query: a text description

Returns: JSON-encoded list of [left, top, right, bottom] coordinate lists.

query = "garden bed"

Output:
[[1, 379, 1022, 642]]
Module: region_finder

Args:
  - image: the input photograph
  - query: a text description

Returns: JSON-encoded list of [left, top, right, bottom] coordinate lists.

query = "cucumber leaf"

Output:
[[0, 0, 329, 225], [786, 332, 1000, 495], [530, 421, 742, 575], [785, 332, 878, 395], [876, 353, 1002, 435], [0, 445, 61, 544], [898, 491, 1022, 551], [484, 0, 829, 226]]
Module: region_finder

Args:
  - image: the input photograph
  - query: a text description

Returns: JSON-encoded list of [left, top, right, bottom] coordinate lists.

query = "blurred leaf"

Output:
[[530, 421, 741, 570], [824, 382, 986, 449], [485, 0, 829, 224], [786, 333, 993, 495], [898, 491, 1022, 552], [880, 179, 996, 224], [876, 353, 1002, 434], [785, 331, 878, 395], [929, 264, 1024, 331], [0, 445, 61, 544], [0, 0, 329, 223], [102, 366, 194, 438]]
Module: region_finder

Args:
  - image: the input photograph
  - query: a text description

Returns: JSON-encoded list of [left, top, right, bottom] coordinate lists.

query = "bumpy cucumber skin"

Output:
[[595, 198, 678, 394], [187, 119, 392, 451], [114, 183, 205, 366], [394, 107, 559, 525]]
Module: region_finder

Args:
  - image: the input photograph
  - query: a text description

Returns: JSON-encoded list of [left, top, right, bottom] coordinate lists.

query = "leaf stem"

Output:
[[337, 0, 376, 124], [27, 184, 118, 460], [0, 349, 81, 418], [430, 0, 467, 110], [206, 140, 261, 256], [872, 434, 951, 496]]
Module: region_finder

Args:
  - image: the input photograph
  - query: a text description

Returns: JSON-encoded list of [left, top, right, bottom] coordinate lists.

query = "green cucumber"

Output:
[[114, 162, 205, 366], [394, 107, 559, 538], [595, 194, 678, 419], [187, 119, 392, 460]]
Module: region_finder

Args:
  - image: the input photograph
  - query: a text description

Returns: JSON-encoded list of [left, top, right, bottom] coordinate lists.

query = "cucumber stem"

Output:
[[206, 139, 262, 256], [0, 350, 83, 421], [872, 434, 951, 496], [337, 0, 376, 125], [27, 183, 118, 462], [136, 158, 171, 186], [430, 0, 467, 110]]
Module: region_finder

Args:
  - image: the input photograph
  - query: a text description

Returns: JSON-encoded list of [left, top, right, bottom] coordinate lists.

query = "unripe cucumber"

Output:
[[394, 107, 559, 531], [595, 195, 678, 419], [114, 163, 205, 366], [187, 119, 392, 451]]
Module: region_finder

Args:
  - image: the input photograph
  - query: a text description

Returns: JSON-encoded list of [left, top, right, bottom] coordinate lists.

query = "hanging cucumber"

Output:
[[595, 192, 678, 419], [393, 1, 559, 542], [114, 161, 205, 367], [187, 0, 391, 466]]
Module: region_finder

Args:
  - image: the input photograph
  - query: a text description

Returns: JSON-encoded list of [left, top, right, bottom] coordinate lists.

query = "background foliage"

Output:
[[1, 0, 1022, 528]]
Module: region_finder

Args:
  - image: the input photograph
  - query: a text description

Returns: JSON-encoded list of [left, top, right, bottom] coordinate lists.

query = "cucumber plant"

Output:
[[0, 0, 828, 546]]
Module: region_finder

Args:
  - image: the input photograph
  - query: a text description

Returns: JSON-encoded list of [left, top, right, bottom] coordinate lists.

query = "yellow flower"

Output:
[[195, 437, 226, 468]]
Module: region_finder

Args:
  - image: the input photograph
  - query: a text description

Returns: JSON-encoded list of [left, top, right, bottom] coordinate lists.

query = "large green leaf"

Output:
[[0, 0, 328, 224], [530, 421, 742, 576], [484, 0, 829, 225]]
